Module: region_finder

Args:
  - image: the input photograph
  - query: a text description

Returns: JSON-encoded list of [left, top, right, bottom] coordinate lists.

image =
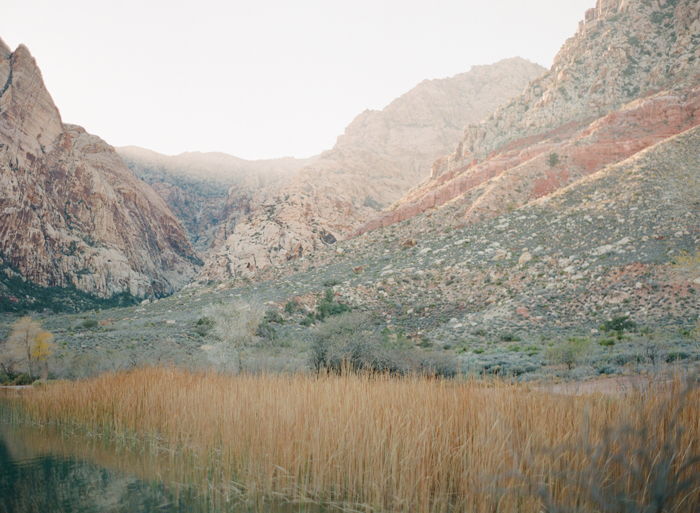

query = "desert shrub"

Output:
[[548, 152, 560, 167], [194, 316, 214, 337], [666, 351, 691, 363], [300, 313, 315, 327], [600, 316, 637, 334], [12, 373, 32, 386], [547, 337, 593, 370], [264, 309, 283, 324], [284, 300, 299, 314], [316, 289, 351, 320], [257, 322, 277, 341], [599, 338, 615, 348], [81, 319, 98, 329], [500, 332, 521, 342], [310, 313, 455, 377], [596, 364, 618, 375], [322, 279, 340, 288]]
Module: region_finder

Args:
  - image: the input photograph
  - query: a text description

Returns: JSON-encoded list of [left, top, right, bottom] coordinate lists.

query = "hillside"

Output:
[[199, 58, 546, 281], [0, 38, 199, 306], [21, 125, 700, 379], [357, 0, 700, 235]]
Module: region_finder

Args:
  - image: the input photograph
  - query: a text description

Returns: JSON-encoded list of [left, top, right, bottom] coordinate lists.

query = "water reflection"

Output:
[[0, 413, 329, 512]]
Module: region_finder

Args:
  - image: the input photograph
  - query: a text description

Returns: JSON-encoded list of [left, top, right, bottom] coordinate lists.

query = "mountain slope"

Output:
[[199, 58, 546, 282], [0, 38, 199, 301], [357, 0, 700, 235]]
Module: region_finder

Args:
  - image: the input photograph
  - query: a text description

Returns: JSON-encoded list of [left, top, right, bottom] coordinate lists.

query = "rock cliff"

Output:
[[0, 38, 199, 299], [356, 0, 700, 235], [117, 146, 317, 255], [198, 58, 546, 282]]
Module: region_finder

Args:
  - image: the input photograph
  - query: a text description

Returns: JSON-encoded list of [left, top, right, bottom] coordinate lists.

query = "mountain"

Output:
[[0, 38, 199, 303], [357, 0, 700, 235], [198, 58, 546, 282], [117, 147, 317, 254]]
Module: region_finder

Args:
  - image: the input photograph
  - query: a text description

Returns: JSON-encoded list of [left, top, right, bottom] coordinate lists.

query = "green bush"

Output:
[[264, 309, 283, 324], [599, 338, 615, 348], [548, 152, 560, 167], [284, 300, 299, 314], [194, 316, 214, 337], [600, 316, 637, 334], [12, 373, 32, 386], [316, 289, 351, 320], [81, 319, 98, 329], [300, 313, 316, 327]]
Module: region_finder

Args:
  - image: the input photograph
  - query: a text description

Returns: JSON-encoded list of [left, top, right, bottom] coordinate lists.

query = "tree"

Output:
[[206, 301, 264, 373], [3, 317, 55, 380]]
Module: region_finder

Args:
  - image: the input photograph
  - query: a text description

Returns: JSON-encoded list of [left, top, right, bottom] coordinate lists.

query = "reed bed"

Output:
[[5, 367, 700, 512]]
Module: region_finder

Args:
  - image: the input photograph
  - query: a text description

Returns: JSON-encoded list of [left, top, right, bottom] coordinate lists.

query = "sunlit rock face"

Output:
[[0, 38, 199, 298], [355, 0, 700, 236], [198, 57, 546, 282]]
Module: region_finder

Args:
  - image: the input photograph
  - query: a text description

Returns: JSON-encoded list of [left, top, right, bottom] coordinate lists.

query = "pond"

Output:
[[0, 408, 329, 513]]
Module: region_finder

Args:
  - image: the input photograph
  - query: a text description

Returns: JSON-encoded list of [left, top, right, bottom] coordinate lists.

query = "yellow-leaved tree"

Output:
[[3, 317, 55, 380]]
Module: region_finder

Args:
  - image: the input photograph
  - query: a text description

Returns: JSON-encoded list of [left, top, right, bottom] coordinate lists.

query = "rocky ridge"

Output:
[[357, 0, 700, 235], [117, 146, 318, 255], [199, 58, 546, 282], [0, 38, 199, 301]]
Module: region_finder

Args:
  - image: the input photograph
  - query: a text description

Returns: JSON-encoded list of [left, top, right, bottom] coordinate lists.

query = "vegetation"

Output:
[[547, 336, 592, 369], [4, 368, 699, 512], [1, 317, 55, 380], [206, 301, 264, 372]]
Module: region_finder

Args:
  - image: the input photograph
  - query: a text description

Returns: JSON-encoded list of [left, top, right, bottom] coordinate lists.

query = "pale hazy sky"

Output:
[[1, 0, 593, 160]]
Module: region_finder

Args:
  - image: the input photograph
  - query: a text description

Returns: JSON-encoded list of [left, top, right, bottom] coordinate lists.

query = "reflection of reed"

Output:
[[4, 368, 700, 512]]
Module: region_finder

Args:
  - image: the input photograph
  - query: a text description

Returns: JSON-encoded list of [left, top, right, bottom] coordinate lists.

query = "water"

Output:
[[0, 414, 330, 513]]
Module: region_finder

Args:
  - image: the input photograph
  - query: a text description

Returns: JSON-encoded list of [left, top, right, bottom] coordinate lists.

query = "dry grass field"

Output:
[[4, 368, 700, 512]]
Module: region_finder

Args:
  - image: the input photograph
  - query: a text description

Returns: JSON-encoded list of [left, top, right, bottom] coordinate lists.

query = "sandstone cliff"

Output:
[[357, 0, 700, 235], [0, 38, 199, 299], [199, 58, 546, 282], [117, 146, 317, 255]]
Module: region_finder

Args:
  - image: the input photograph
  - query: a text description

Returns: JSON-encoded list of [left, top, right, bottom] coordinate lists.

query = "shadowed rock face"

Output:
[[0, 38, 199, 298], [356, 0, 700, 236], [198, 58, 546, 282]]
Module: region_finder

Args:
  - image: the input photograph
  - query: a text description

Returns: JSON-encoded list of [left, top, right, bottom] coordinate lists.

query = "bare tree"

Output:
[[206, 301, 264, 373]]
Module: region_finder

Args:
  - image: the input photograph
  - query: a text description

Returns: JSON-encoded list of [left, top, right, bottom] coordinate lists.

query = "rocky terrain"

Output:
[[198, 58, 545, 281], [117, 147, 318, 255], [358, 0, 700, 235], [8, 126, 697, 381], [0, 38, 199, 304]]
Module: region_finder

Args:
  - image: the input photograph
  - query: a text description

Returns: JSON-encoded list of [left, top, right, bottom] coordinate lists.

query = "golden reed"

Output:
[[5, 367, 700, 512]]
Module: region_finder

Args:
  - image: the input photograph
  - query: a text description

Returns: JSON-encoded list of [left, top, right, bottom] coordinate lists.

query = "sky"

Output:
[[1, 0, 594, 160]]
